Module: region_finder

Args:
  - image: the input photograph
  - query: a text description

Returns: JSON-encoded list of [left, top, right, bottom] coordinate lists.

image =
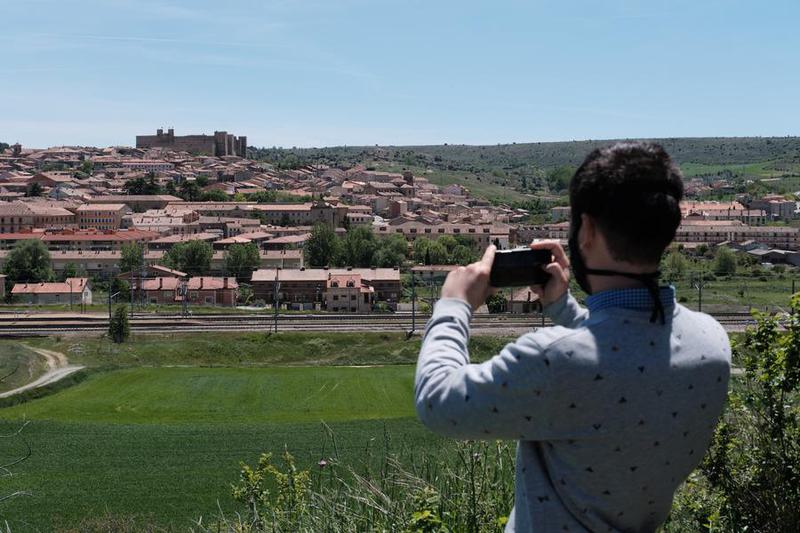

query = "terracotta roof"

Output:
[[150, 232, 220, 244], [142, 277, 181, 291], [186, 276, 238, 290], [264, 233, 310, 245], [11, 277, 88, 295], [252, 267, 400, 283], [41, 229, 159, 242], [76, 203, 129, 212]]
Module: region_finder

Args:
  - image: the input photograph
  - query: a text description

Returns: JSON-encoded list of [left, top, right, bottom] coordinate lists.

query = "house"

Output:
[[141, 277, 183, 304], [185, 276, 238, 306], [142, 276, 238, 306], [251, 267, 401, 305], [11, 277, 92, 305], [324, 273, 374, 312], [507, 287, 541, 314]]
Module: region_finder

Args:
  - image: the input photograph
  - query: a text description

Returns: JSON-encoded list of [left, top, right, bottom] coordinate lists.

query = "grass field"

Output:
[[21, 331, 513, 368], [0, 364, 445, 531], [0, 417, 445, 531], [0, 332, 519, 531], [0, 366, 416, 425]]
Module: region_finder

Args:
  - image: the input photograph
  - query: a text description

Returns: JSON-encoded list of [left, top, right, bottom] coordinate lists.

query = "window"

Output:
[[351, 295, 356, 300], [333, 295, 339, 301]]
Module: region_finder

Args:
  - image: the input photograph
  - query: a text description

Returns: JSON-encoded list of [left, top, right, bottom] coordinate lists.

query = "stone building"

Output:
[[136, 129, 247, 157]]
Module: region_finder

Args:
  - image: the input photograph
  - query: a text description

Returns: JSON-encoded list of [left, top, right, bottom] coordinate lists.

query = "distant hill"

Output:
[[253, 137, 800, 168], [250, 137, 800, 204]]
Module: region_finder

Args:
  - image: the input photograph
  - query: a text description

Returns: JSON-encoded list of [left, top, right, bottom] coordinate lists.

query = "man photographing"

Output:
[[414, 142, 731, 532]]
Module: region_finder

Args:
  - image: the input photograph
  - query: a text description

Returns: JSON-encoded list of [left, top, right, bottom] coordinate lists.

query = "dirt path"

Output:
[[0, 347, 85, 399]]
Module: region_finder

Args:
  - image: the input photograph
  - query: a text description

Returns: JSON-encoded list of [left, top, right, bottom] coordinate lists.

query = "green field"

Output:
[[1, 366, 416, 425], [20, 331, 512, 368], [0, 333, 516, 530], [0, 364, 445, 531]]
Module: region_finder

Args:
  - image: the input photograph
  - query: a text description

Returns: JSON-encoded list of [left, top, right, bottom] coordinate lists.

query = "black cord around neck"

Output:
[[584, 268, 665, 324]]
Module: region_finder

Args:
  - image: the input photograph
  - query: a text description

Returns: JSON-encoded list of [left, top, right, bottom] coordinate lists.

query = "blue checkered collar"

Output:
[[586, 285, 676, 314]]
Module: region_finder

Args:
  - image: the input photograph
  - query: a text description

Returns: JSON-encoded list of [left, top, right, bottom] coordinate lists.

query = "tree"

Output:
[[304, 224, 341, 267], [426, 241, 449, 265], [486, 292, 506, 313], [546, 165, 575, 192], [124, 174, 162, 195], [4, 239, 53, 283], [713, 246, 737, 276], [120, 242, 144, 275], [165, 240, 213, 276], [279, 213, 291, 226], [373, 234, 408, 267], [78, 160, 94, 176], [109, 304, 130, 343], [437, 235, 459, 255], [340, 226, 377, 267], [179, 180, 201, 201], [414, 238, 433, 264], [664, 250, 688, 280], [225, 243, 261, 280], [111, 277, 130, 302], [61, 263, 78, 280], [25, 182, 43, 197], [196, 175, 210, 188], [451, 244, 477, 265], [200, 189, 230, 202], [164, 181, 177, 195], [247, 190, 277, 203]]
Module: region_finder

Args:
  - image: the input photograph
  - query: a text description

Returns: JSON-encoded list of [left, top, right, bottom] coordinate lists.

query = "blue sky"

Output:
[[1, 0, 798, 148]]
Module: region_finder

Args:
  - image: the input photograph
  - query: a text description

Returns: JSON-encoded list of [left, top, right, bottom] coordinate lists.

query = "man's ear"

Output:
[[580, 213, 596, 251]]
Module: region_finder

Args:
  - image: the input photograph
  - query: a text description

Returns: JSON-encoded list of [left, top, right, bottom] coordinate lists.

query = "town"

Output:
[[0, 130, 798, 315], [0, 129, 800, 313]]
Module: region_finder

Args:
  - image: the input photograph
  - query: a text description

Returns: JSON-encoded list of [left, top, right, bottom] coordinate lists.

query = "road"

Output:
[[0, 347, 85, 398]]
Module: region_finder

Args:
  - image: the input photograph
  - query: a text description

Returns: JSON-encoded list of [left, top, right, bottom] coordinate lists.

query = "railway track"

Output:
[[0, 311, 767, 336]]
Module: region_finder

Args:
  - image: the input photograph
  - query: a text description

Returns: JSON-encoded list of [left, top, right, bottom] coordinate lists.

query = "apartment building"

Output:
[[0, 202, 75, 233], [251, 267, 401, 304], [374, 218, 513, 249], [76, 203, 132, 230]]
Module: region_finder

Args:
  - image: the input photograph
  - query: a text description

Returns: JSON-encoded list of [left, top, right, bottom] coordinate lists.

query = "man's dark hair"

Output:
[[570, 142, 684, 264]]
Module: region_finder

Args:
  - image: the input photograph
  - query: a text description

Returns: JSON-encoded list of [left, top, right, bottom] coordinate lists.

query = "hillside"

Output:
[[251, 137, 800, 204]]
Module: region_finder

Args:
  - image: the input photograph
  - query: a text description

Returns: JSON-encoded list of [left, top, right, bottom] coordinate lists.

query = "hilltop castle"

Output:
[[136, 128, 247, 157]]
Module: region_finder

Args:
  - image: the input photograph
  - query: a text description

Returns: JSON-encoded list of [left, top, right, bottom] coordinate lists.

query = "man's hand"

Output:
[[440, 245, 496, 310], [529, 240, 570, 307]]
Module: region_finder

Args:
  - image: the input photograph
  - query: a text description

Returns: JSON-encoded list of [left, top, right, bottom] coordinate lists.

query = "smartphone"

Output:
[[489, 248, 552, 287]]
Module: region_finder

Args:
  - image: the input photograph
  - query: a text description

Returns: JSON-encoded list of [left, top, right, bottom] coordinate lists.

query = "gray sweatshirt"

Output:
[[414, 288, 731, 532]]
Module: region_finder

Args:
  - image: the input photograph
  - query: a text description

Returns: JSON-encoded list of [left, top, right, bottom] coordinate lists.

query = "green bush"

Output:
[[204, 439, 513, 532], [109, 305, 130, 344], [666, 296, 800, 531]]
